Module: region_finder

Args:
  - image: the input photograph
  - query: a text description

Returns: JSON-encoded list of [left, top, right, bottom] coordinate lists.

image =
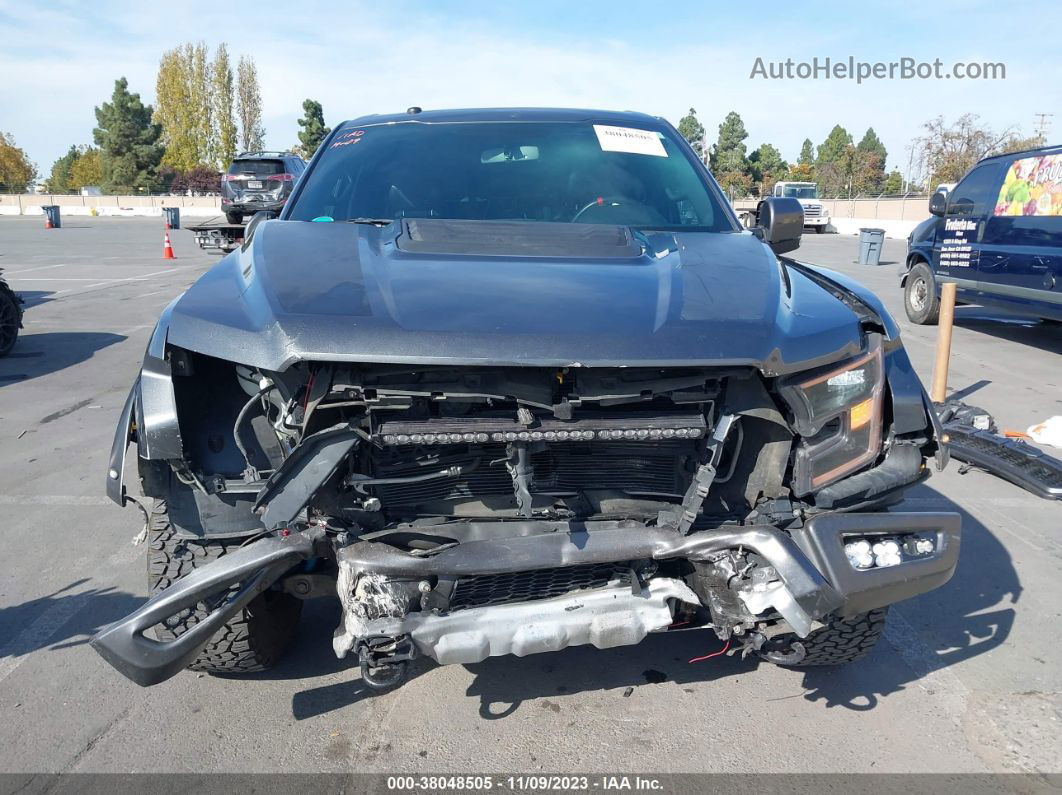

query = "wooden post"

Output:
[[930, 282, 958, 403]]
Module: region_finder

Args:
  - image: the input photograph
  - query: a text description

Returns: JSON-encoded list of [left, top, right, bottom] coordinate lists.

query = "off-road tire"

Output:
[[225, 212, 243, 225], [763, 608, 888, 667], [0, 281, 23, 358], [904, 261, 940, 325], [147, 502, 302, 674]]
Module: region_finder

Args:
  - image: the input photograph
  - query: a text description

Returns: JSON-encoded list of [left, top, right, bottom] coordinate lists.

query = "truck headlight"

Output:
[[779, 339, 884, 495]]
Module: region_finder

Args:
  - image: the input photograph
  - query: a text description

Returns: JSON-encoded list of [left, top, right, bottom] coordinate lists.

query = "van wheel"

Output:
[[904, 262, 940, 325]]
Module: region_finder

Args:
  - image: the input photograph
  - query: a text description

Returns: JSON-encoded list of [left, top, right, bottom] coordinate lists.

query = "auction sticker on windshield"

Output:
[[593, 125, 668, 157]]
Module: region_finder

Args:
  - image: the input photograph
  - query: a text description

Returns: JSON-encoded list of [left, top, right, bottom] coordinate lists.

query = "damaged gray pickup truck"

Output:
[[94, 108, 960, 689]]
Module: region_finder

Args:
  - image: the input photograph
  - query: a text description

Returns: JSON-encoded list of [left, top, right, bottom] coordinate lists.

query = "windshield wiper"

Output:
[[345, 217, 395, 226]]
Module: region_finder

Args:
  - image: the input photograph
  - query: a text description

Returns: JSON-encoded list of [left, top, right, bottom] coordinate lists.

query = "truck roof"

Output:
[[335, 107, 663, 129]]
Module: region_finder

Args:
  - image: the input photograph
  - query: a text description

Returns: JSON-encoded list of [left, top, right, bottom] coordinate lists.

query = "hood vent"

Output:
[[397, 218, 643, 259]]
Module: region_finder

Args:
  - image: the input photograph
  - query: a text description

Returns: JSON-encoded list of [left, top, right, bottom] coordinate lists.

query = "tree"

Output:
[[815, 125, 854, 195], [856, 128, 887, 192], [183, 165, 221, 194], [157, 42, 237, 171], [715, 171, 753, 200], [45, 145, 82, 193], [787, 162, 815, 182], [155, 47, 197, 171], [69, 148, 103, 188], [189, 42, 213, 166], [798, 138, 815, 166], [912, 114, 1032, 187], [212, 44, 238, 169], [0, 133, 36, 192], [155, 43, 212, 171], [296, 99, 331, 159], [237, 56, 265, 152], [710, 111, 750, 177], [677, 108, 706, 159], [93, 77, 164, 192], [882, 169, 904, 195], [748, 143, 787, 196], [817, 143, 881, 198]]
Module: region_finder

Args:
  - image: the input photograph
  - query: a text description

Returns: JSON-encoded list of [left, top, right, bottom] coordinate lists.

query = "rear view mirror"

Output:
[[752, 197, 804, 255], [929, 192, 947, 217]]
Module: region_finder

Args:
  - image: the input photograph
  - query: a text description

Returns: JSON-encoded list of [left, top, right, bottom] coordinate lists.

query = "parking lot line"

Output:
[[2, 264, 68, 275]]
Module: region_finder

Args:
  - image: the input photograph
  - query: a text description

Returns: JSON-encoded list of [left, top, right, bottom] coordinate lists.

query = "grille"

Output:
[[802, 204, 823, 218], [371, 441, 694, 507], [448, 563, 632, 611], [947, 428, 1062, 490]]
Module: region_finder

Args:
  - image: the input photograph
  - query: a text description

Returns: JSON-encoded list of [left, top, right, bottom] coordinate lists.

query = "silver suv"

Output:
[[220, 151, 306, 224]]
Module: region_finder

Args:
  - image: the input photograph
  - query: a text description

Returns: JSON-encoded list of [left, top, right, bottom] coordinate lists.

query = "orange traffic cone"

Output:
[[163, 231, 176, 260], [44, 214, 53, 230]]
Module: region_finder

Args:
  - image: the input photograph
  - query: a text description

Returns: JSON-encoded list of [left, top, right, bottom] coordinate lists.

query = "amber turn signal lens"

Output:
[[849, 397, 874, 430]]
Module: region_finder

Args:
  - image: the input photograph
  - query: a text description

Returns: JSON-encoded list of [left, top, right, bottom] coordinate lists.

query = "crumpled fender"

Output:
[[105, 298, 185, 506]]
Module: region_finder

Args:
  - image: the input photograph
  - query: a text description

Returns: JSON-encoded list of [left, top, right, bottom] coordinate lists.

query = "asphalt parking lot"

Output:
[[0, 216, 1059, 776]]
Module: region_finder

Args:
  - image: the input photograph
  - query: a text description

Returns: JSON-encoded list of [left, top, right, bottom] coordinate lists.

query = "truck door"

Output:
[[979, 153, 1062, 317], [934, 161, 1005, 293]]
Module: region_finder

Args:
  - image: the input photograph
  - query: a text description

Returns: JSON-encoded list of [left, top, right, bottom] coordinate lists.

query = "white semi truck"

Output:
[[773, 182, 829, 233]]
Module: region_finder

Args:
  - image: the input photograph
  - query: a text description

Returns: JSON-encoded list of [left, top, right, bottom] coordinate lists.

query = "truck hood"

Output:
[[164, 219, 865, 374]]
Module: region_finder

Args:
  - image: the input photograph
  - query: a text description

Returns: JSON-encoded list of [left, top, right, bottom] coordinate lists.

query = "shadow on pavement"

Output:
[[0, 578, 143, 659], [798, 484, 1018, 710], [10, 290, 54, 309], [0, 331, 125, 387], [953, 307, 1062, 356], [283, 487, 1016, 719]]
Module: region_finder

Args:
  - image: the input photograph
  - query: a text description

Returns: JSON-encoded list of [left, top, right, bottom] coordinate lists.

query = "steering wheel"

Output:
[[571, 195, 660, 224]]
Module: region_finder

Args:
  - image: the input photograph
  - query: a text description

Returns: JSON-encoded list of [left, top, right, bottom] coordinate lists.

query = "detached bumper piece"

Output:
[[90, 534, 314, 686], [945, 424, 1062, 500]]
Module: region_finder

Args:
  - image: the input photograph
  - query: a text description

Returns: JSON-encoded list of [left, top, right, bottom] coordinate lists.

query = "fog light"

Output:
[[844, 540, 874, 569], [904, 536, 935, 556], [872, 539, 902, 568]]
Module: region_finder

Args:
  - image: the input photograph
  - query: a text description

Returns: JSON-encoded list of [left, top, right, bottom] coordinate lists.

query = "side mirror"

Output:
[[752, 196, 804, 254], [929, 192, 947, 217], [242, 210, 279, 249]]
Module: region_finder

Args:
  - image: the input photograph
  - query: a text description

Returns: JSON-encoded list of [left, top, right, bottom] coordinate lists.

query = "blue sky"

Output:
[[1, 0, 1059, 181]]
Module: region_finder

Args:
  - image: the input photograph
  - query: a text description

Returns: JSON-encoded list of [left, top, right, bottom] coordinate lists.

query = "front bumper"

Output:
[[91, 510, 959, 685], [803, 216, 830, 227]]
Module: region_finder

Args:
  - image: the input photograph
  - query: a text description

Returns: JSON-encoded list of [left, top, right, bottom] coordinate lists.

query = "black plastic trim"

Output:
[[90, 533, 314, 686]]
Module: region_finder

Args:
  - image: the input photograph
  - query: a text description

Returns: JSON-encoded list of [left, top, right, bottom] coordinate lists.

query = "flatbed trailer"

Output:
[[186, 215, 246, 253]]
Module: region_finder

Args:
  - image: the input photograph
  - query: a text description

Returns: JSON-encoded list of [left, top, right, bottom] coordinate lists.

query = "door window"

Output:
[[947, 163, 1004, 216]]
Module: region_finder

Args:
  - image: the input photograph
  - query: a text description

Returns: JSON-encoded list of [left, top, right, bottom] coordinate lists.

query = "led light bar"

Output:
[[375, 414, 708, 447]]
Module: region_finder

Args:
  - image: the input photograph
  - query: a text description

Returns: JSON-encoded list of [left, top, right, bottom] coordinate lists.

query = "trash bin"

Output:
[[857, 227, 885, 265], [162, 207, 180, 229], [41, 205, 61, 229]]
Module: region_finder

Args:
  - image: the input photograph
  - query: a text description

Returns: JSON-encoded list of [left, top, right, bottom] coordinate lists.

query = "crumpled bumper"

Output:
[[90, 511, 960, 685]]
